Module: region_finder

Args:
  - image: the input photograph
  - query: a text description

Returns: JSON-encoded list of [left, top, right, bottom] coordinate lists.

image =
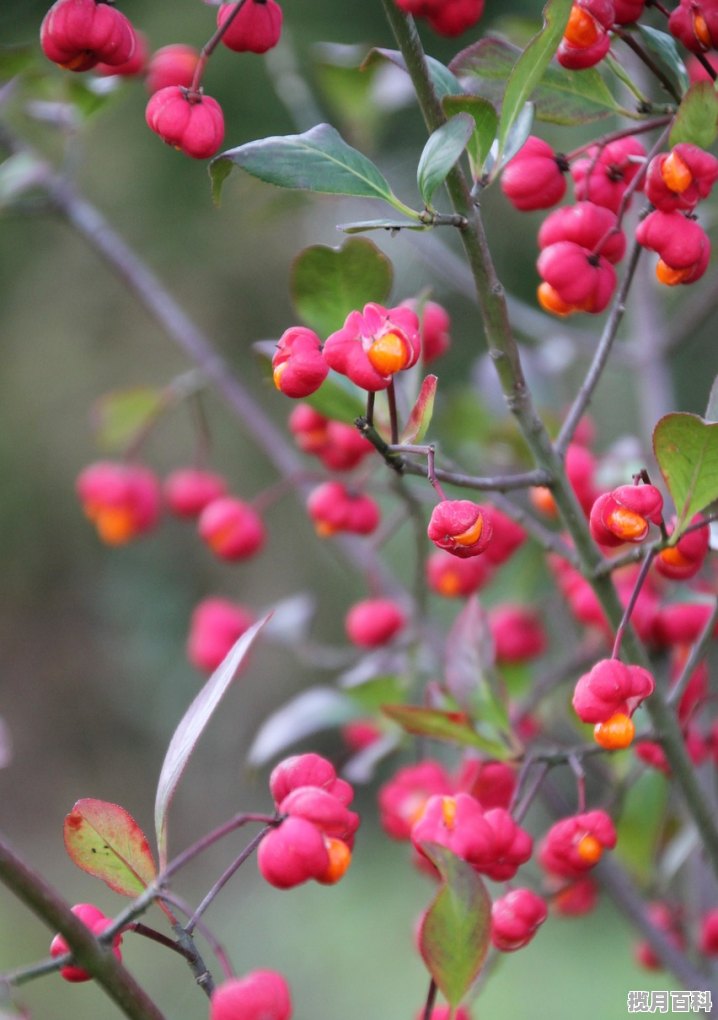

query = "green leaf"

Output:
[[670, 82, 718, 148], [417, 114, 475, 207], [493, 101, 534, 173], [400, 374, 437, 444], [312, 43, 384, 150], [418, 844, 491, 1006], [210, 123, 402, 210], [381, 704, 510, 757], [636, 25, 690, 97], [291, 238, 393, 337], [653, 412, 718, 534], [64, 799, 157, 897], [452, 35, 625, 125], [442, 96, 498, 176], [496, 0, 573, 160], [361, 48, 464, 100], [91, 386, 166, 454], [155, 616, 269, 868], [705, 375, 718, 423], [66, 77, 115, 119], [0, 44, 36, 80], [304, 373, 368, 424], [340, 674, 406, 712], [246, 686, 359, 768], [615, 770, 668, 881]]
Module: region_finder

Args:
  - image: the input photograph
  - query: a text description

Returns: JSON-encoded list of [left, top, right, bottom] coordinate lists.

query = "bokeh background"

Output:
[[0, 1, 714, 1017]]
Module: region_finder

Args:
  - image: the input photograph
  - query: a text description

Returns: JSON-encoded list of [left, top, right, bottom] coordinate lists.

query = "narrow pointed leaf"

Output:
[[64, 799, 157, 897], [418, 843, 491, 1006], [246, 686, 358, 768], [361, 48, 464, 100], [210, 124, 399, 206], [155, 615, 269, 868], [417, 114, 475, 207], [400, 374, 437, 444], [653, 413, 718, 534], [291, 238, 393, 336], [493, 101, 534, 174], [442, 96, 498, 176], [381, 704, 510, 757], [670, 82, 718, 149], [496, 0, 572, 160]]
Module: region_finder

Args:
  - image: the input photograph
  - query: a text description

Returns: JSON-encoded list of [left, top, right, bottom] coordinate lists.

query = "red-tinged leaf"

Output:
[[444, 595, 494, 709], [155, 615, 270, 868], [418, 843, 491, 1006], [445, 597, 510, 735], [381, 704, 509, 757], [64, 799, 157, 897], [653, 413, 718, 535], [400, 374, 437, 444]]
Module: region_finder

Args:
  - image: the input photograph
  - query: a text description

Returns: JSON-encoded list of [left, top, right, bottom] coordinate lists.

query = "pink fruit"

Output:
[[50, 904, 123, 983], [572, 658, 655, 723], [41, 0, 137, 72], [501, 136, 568, 212], [210, 970, 292, 1020], [570, 138, 647, 213], [307, 481, 380, 537], [491, 888, 548, 951], [186, 597, 255, 673], [322, 303, 421, 392], [345, 598, 406, 647], [197, 497, 266, 560], [145, 86, 224, 160], [272, 327, 328, 398], [217, 0, 283, 55], [557, 0, 615, 69], [164, 468, 228, 518], [539, 810, 617, 877], [427, 500, 493, 559], [145, 43, 200, 94], [76, 461, 161, 545]]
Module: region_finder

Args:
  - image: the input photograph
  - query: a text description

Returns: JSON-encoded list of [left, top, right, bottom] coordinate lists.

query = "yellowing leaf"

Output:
[[64, 799, 157, 897]]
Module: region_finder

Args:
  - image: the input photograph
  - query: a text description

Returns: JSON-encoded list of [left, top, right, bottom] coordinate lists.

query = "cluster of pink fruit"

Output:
[[502, 133, 718, 314], [504, 0, 718, 314], [75, 460, 263, 672], [377, 756, 620, 954], [40, 0, 283, 158], [556, 0, 718, 70], [258, 753, 359, 889]]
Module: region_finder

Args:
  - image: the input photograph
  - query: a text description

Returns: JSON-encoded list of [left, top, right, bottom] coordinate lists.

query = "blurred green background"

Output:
[[0, 1, 711, 1017]]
